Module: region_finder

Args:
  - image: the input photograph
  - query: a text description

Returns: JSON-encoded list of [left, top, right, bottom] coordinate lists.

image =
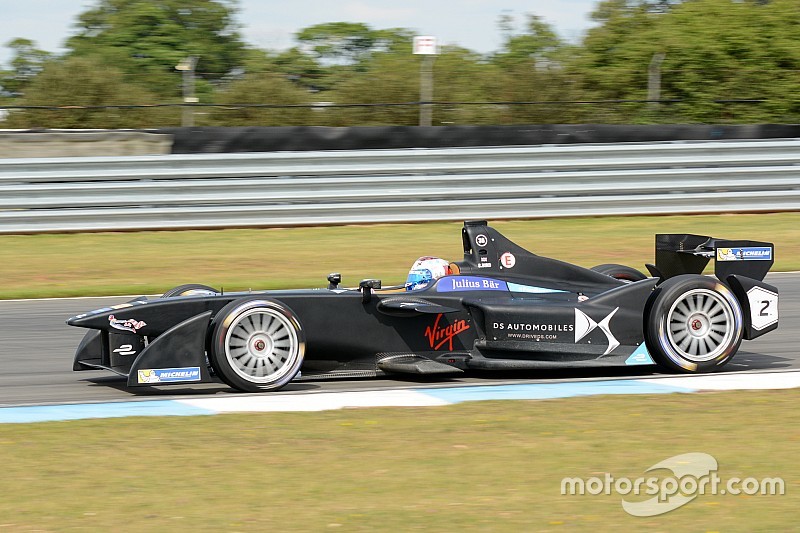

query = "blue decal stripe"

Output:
[[0, 400, 215, 424], [506, 282, 568, 294]]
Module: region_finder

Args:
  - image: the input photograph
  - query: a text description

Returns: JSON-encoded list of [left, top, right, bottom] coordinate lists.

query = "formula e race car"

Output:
[[67, 220, 779, 393]]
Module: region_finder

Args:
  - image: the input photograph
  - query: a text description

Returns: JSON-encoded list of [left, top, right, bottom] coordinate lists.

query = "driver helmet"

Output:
[[405, 256, 452, 291]]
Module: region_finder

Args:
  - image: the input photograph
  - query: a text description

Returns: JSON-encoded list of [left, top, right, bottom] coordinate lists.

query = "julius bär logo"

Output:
[[425, 313, 470, 350]]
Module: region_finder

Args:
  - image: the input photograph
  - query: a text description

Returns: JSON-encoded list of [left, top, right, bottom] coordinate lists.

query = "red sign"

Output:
[[424, 313, 470, 350]]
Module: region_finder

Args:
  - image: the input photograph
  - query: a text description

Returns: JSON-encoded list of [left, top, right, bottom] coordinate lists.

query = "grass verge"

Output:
[[1, 212, 798, 299], [0, 389, 798, 531]]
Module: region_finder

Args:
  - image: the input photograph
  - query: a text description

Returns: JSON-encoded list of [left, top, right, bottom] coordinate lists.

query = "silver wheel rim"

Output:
[[224, 307, 300, 384], [666, 288, 735, 362]]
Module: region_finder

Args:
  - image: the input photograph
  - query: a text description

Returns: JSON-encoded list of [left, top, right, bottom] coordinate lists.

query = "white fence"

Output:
[[2, 139, 800, 233]]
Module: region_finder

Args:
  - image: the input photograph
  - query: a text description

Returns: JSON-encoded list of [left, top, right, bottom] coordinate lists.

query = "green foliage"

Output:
[[490, 15, 589, 124], [327, 52, 419, 126], [295, 22, 376, 65], [329, 46, 502, 126], [578, 0, 800, 123], [431, 47, 504, 125], [278, 24, 414, 93], [207, 72, 313, 126], [295, 22, 413, 66], [4, 55, 179, 128], [66, 0, 247, 96], [0, 39, 52, 96], [494, 14, 562, 69], [4, 2, 800, 126], [271, 47, 332, 91]]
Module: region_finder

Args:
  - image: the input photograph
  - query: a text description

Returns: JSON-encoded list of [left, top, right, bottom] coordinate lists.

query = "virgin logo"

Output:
[[424, 313, 470, 350]]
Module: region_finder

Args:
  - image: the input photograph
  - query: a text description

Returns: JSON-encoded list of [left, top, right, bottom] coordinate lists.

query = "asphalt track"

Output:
[[0, 273, 797, 407]]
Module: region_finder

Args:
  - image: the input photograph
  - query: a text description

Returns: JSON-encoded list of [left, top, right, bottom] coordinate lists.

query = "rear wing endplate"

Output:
[[654, 234, 774, 282]]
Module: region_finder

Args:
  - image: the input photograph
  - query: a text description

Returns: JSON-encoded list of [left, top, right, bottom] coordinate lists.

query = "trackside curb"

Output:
[[2, 370, 799, 424]]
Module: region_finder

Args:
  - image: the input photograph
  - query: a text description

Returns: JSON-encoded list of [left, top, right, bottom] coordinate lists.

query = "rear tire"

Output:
[[591, 264, 647, 282], [645, 275, 743, 373], [161, 284, 219, 298], [209, 297, 305, 392]]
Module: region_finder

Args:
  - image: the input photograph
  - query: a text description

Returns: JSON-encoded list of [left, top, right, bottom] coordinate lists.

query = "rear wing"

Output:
[[653, 234, 774, 282]]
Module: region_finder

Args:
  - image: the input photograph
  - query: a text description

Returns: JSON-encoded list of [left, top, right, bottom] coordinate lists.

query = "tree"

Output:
[[295, 22, 413, 66], [208, 73, 313, 126], [493, 14, 562, 69], [282, 23, 415, 92], [490, 14, 588, 124], [6, 55, 175, 128], [330, 46, 501, 126], [0, 39, 52, 96], [66, 0, 247, 96], [575, 0, 800, 123], [271, 47, 331, 91]]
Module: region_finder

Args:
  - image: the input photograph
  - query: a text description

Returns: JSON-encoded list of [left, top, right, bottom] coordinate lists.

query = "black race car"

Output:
[[67, 220, 779, 393]]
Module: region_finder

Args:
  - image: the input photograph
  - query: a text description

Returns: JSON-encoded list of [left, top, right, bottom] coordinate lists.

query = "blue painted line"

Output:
[[0, 379, 700, 424], [0, 400, 216, 424], [417, 379, 696, 403]]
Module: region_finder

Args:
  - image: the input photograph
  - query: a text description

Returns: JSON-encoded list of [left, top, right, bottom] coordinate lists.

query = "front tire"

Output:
[[645, 275, 743, 373], [161, 284, 219, 298], [209, 297, 305, 392]]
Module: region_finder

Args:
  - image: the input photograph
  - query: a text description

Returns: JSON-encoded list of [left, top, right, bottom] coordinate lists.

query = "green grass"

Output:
[[2, 212, 798, 299], [0, 389, 798, 531]]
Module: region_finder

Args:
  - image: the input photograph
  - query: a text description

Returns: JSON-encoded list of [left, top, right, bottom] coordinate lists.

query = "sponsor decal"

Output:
[[500, 252, 516, 268], [493, 322, 572, 342], [112, 344, 137, 356], [493, 322, 573, 332], [475, 234, 489, 247], [575, 307, 620, 355], [625, 344, 654, 365], [716, 247, 772, 262], [108, 314, 146, 333], [137, 367, 201, 384], [424, 314, 470, 350], [491, 308, 620, 352], [437, 276, 507, 292]]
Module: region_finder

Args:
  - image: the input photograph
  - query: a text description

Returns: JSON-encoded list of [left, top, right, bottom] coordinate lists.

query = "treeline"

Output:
[[1, 0, 799, 128]]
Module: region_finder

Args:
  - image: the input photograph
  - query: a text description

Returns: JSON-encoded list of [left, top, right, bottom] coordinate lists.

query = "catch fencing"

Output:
[[1, 139, 799, 233]]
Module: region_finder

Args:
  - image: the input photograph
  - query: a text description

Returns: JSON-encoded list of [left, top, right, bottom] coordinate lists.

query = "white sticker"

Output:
[[746, 286, 778, 330], [500, 252, 516, 269], [475, 234, 488, 247]]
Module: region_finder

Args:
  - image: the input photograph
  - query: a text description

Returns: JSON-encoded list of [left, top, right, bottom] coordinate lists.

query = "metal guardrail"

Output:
[[2, 139, 800, 233]]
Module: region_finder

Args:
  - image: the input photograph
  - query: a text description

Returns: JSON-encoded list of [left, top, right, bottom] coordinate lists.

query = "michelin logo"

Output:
[[717, 247, 772, 262], [137, 367, 201, 384]]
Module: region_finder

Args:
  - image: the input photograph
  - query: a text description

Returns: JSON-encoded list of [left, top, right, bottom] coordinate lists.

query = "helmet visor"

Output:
[[405, 268, 433, 290]]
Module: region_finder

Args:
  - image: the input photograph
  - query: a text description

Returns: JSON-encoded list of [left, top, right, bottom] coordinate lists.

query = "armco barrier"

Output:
[[1, 139, 800, 233]]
